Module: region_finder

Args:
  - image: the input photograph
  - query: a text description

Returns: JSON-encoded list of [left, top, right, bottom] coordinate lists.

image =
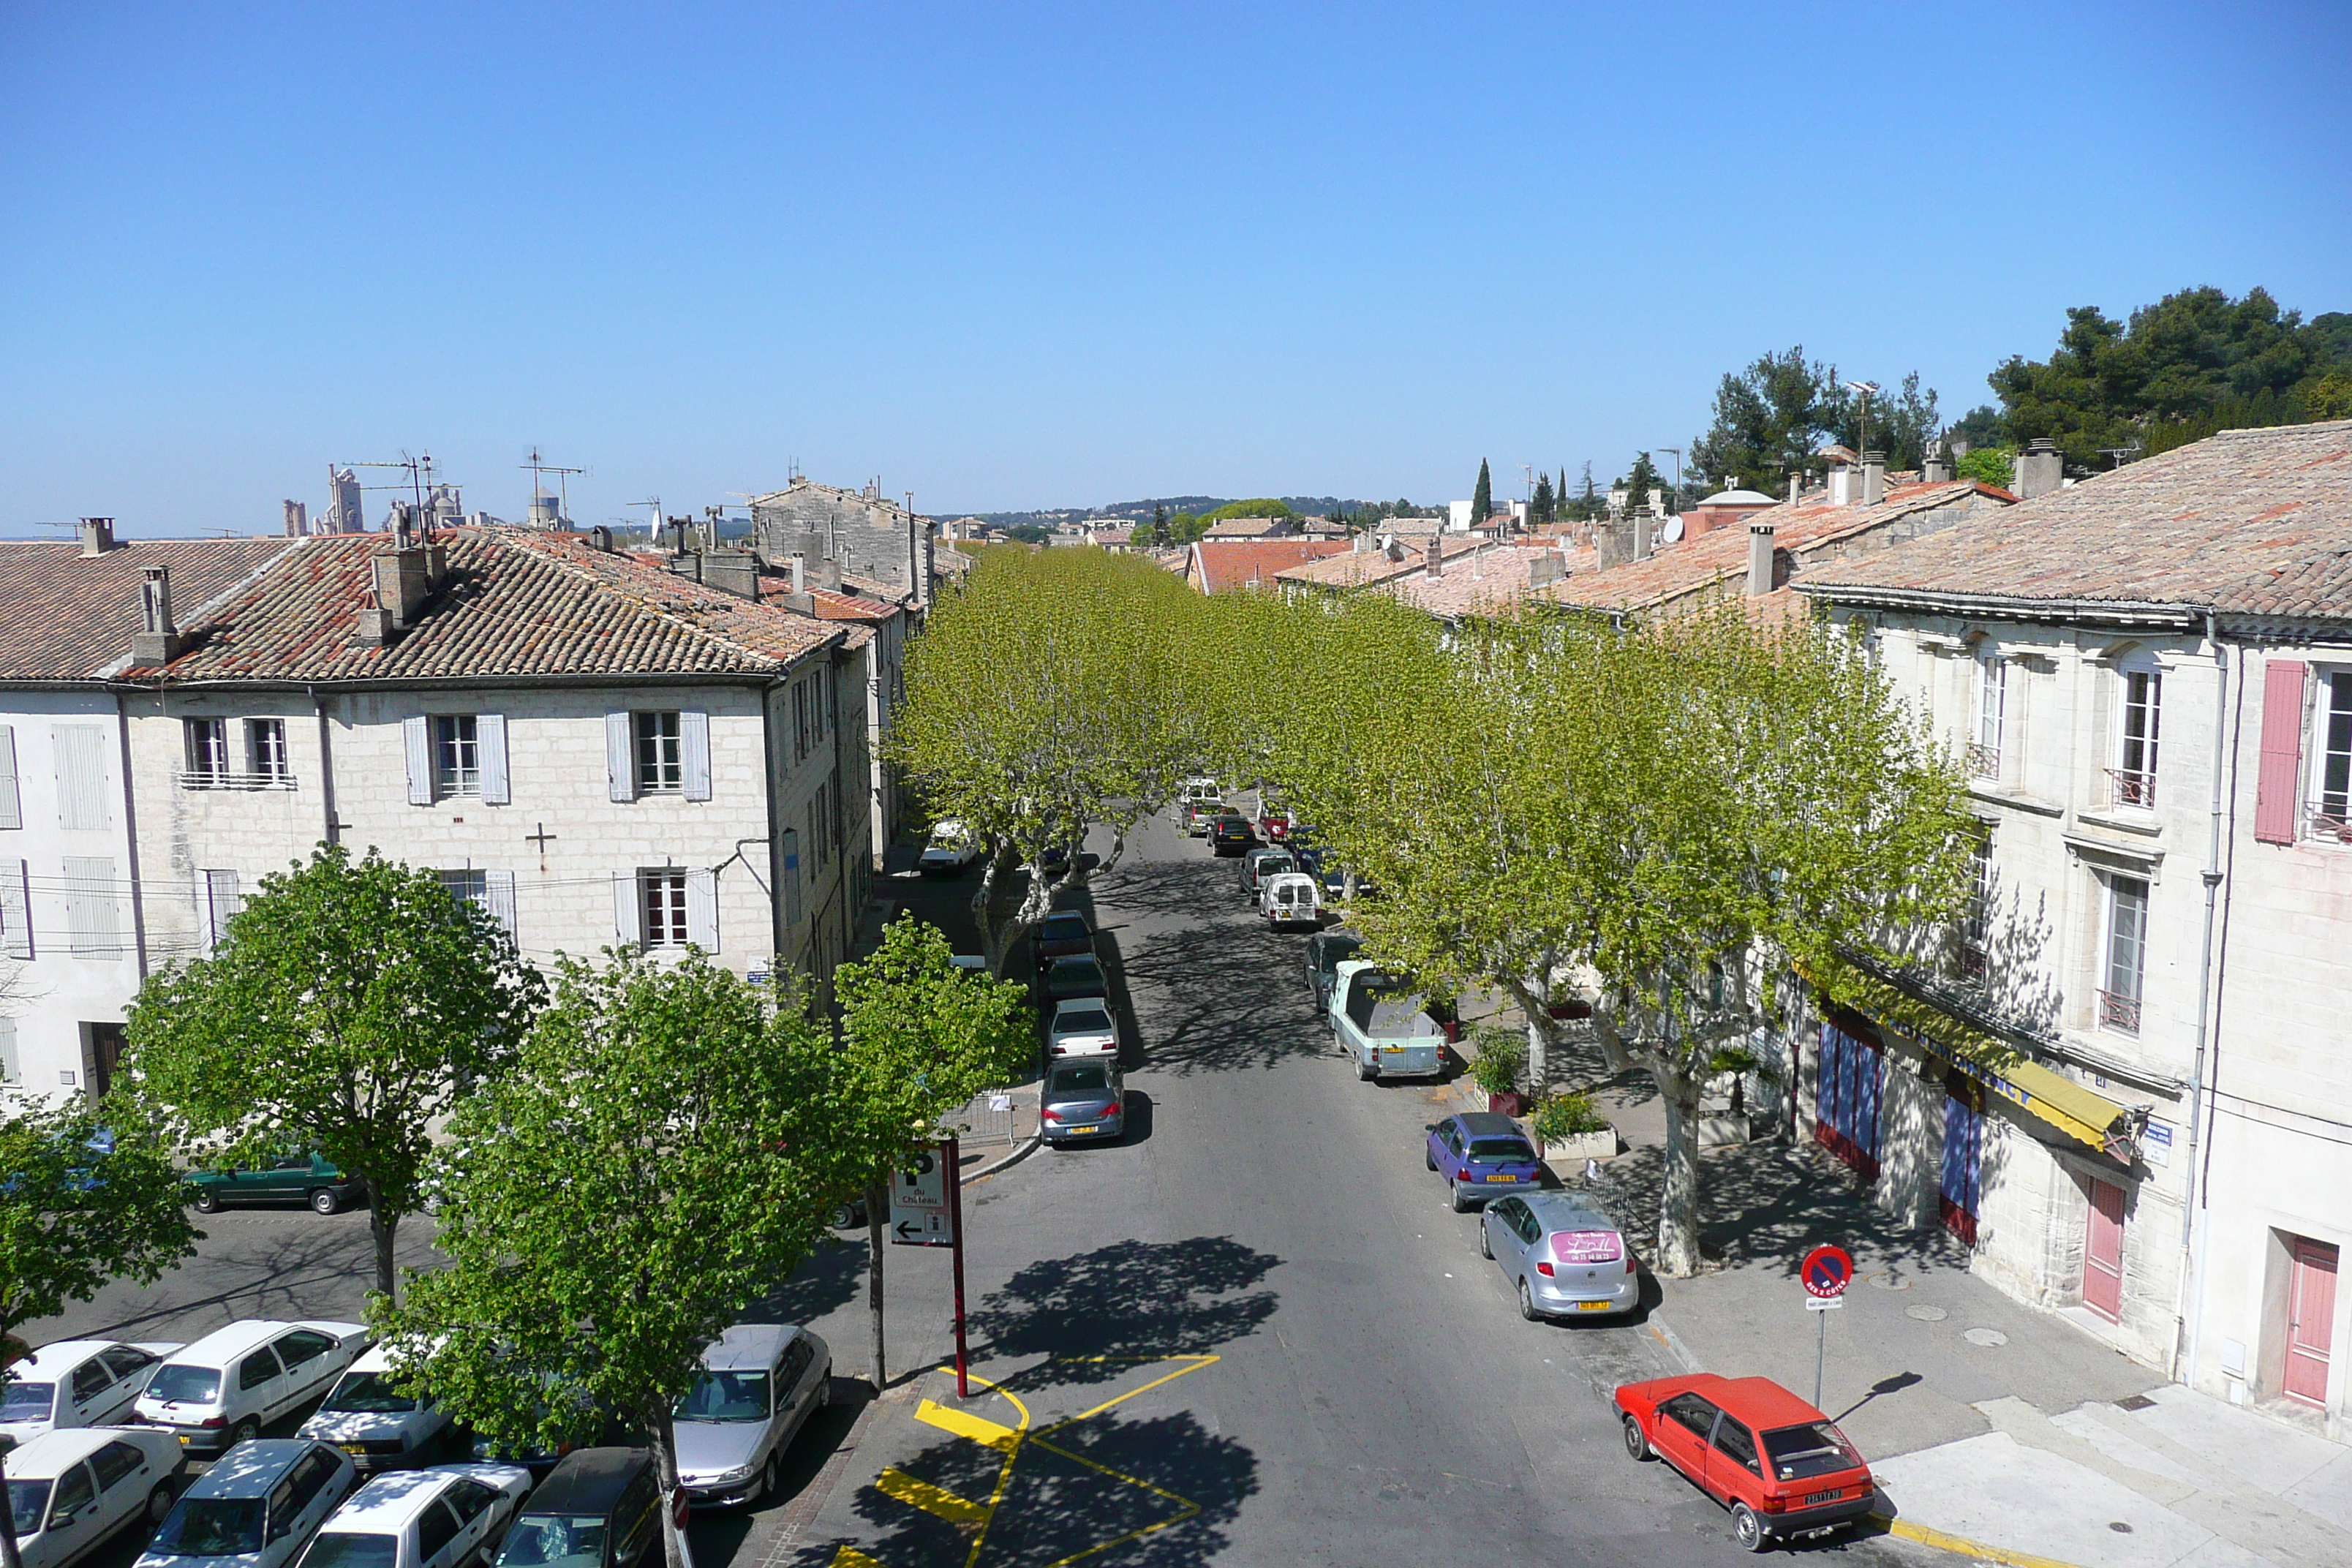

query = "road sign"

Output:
[[1803, 1296, 1846, 1311], [889, 1148, 955, 1248], [1801, 1244, 1854, 1300]]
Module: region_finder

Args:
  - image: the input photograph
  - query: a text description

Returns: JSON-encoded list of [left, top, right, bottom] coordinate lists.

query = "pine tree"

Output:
[[1149, 502, 1166, 548], [1471, 459, 1492, 527], [1532, 473, 1555, 524]]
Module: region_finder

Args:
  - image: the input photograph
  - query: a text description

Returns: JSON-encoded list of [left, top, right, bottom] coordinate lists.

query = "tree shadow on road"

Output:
[[968, 1236, 1279, 1385], [1100, 920, 1328, 1077], [738, 1236, 869, 1326]]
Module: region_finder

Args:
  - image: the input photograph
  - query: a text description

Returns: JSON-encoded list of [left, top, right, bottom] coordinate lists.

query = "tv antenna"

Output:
[[522, 448, 586, 525]]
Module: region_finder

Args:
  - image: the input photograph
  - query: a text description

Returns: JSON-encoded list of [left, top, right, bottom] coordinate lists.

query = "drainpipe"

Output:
[[2175, 611, 2229, 1387], [309, 686, 340, 845], [111, 692, 150, 981]]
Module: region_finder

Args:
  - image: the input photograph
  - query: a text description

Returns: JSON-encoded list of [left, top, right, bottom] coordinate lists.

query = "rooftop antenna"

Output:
[[521, 448, 586, 527], [1659, 447, 1682, 513], [630, 498, 663, 543], [1843, 382, 1880, 462]]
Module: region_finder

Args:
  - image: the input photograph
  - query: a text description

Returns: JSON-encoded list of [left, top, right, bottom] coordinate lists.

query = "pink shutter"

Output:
[[2255, 660, 2308, 845]]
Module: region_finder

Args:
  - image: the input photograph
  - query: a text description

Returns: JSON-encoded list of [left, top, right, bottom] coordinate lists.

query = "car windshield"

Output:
[[676, 1369, 770, 1422], [321, 1371, 418, 1414], [1, 1382, 55, 1420], [1467, 1139, 1534, 1162], [1050, 1066, 1111, 1093], [1041, 916, 1087, 939], [6, 1481, 49, 1536], [154, 1497, 267, 1556], [1763, 1422, 1861, 1481], [298, 1534, 400, 1568], [146, 1364, 223, 1404], [495, 1516, 609, 1568], [1055, 1007, 1110, 1033]]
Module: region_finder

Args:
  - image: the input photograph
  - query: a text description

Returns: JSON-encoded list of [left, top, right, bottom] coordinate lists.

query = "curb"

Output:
[[960, 1131, 1041, 1186], [1861, 1514, 2092, 1568], [1645, 1312, 1704, 1374], [761, 1377, 916, 1565]]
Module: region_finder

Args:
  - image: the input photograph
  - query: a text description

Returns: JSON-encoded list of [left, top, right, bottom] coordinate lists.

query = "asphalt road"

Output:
[[24, 806, 1839, 1568]]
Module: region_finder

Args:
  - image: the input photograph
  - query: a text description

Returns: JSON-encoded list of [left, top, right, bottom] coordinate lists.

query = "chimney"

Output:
[[1861, 451, 1885, 506], [1596, 521, 1629, 570], [1746, 521, 1776, 598], [1633, 513, 1654, 560], [132, 565, 183, 664], [78, 517, 116, 556], [2013, 437, 2064, 500], [282, 500, 307, 538], [1923, 448, 1952, 483], [701, 549, 761, 601], [1787, 472, 1802, 506], [588, 524, 614, 552], [361, 524, 442, 644], [788, 554, 805, 594], [1425, 538, 1443, 578]]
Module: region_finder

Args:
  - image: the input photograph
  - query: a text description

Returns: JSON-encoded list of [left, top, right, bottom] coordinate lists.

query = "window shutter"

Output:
[[780, 829, 802, 927], [478, 714, 510, 804], [0, 1016, 15, 1084], [0, 859, 30, 958], [606, 713, 637, 802], [614, 871, 643, 946], [53, 724, 108, 830], [404, 715, 434, 806], [681, 710, 712, 802], [486, 869, 518, 939], [2255, 659, 2308, 845], [687, 869, 718, 951], [62, 856, 118, 956], [0, 725, 18, 830]]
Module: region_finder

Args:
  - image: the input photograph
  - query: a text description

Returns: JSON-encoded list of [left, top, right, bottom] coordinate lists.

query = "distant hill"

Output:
[[944, 496, 1431, 530]]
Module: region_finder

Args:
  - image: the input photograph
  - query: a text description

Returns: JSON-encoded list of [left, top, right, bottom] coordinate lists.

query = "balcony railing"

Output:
[[2106, 766, 2157, 809], [1966, 742, 2002, 779], [177, 770, 297, 791], [2306, 802, 2352, 843], [2097, 987, 2142, 1035], [1954, 942, 1988, 984]]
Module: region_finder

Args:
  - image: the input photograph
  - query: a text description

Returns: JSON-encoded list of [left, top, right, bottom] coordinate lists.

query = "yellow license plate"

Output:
[[1484, 1173, 1515, 1182], [342, 1444, 366, 1455], [1575, 1300, 1614, 1312], [1068, 1126, 1096, 1136], [176, 1435, 191, 1445]]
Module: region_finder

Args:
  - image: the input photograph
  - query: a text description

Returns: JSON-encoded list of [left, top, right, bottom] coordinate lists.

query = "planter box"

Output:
[[1485, 1090, 1529, 1117], [1544, 1128, 1617, 1164], [1699, 1114, 1750, 1148]]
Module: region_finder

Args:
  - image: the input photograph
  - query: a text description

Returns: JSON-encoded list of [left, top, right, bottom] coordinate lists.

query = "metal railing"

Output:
[[2097, 988, 2142, 1035], [1966, 742, 2002, 780], [176, 770, 297, 791], [2306, 802, 2352, 843], [2106, 767, 2157, 808]]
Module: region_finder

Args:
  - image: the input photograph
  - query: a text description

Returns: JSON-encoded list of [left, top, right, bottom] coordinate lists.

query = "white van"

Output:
[[135, 1321, 370, 1455]]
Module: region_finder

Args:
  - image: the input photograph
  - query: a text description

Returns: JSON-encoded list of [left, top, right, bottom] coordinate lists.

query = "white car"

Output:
[[1, 1339, 181, 1450], [137, 1440, 358, 1568], [673, 1324, 832, 1507], [3, 1426, 185, 1568], [135, 1322, 370, 1455], [292, 1463, 534, 1568], [1047, 999, 1117, 1059], [917, 821, 984, 875], [1258, 870, 1323, 929], [297, 1348, 453, 1474]]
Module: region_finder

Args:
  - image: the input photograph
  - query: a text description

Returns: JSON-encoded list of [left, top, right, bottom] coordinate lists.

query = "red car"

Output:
[[1257, 808, 1292, 841], [1615, 1373, 1875, 1552]]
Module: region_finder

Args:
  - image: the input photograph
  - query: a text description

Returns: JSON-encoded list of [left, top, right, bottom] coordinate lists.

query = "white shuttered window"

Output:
[[53, 724, 109, 830], [0, 725, 20, 830], [62, 856, 121, 957]]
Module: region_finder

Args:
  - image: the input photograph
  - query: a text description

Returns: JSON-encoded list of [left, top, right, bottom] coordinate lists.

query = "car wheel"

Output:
[[1518, 1278, 1542, 1322], [192, 1186, 221, 1213], [233, 1415, 260, 1445], [1450, 1183, 1473, 1214], [1730, 1502, 1767, 1553], [759, 1450, 780, 1504], [146, 1480, 177, 1525], [1479, 1224, 1493, 1260], [311, 1188, 340, 1215], [1622, 1414, 1652, 1461], [1425, 1149, 1436, 1171], [1355, 1055, 1376, 1082]]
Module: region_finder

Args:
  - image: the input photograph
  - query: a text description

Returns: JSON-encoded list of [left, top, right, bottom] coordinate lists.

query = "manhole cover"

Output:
[[1963, 1327, 2009, 1347], [2108, 1522, 2134, 1534], [1904, 1305, 1948, 1322], [2114, 1393, 2156, 1411], [1865, 1271, 1913, 1292]]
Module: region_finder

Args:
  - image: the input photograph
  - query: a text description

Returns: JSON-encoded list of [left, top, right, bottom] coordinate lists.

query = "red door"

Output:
[[2284, 1239, 2340, 1409], [2084, 1178, 2126, 1323]]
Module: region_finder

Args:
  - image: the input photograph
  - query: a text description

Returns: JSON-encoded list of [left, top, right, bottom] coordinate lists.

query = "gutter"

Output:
[[2179, 619, 2236, 1389], [1793, 581, 2201, 629], [110, 691, 149, 980]]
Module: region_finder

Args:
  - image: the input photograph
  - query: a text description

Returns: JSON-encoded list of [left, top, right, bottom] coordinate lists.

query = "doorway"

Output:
[[2084, 1176, 2126, 1323], [2285, 1237, 2339, 1409], [80, 1022, 126, 1104]]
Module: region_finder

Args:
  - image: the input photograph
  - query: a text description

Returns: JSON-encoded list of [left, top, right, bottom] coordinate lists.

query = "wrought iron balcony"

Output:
[[2097, 987, 2142, 1035], [1966, 742, 2002, 779], [2106, 766, 2157, 808], [176, 769, 297, 791]]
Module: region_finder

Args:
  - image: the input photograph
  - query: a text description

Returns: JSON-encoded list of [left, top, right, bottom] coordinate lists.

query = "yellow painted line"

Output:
[[941, 1368, 1030, 1568], [916, 1398, 1021, 1452], [826, 1550, 890, 1568], [1036, 1354, 1220, 1436], [873, 1468, 991, 1529], [1866, 1513, 2095, 1568], [1027, 1434, 1203, 1567]]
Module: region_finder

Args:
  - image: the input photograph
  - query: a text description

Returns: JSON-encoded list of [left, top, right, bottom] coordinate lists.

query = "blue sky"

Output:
[[3, 1, 2347, 534]]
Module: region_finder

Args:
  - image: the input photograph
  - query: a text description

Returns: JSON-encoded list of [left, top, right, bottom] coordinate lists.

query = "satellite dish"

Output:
[[1663, 516, 1685, 544]]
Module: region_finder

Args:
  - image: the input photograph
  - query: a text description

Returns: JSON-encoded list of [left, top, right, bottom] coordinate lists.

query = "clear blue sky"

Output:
[[4, 1, 2348, 534]]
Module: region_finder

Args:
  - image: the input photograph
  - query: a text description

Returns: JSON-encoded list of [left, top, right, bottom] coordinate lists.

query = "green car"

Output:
[[183, 1152, 367, 1215]]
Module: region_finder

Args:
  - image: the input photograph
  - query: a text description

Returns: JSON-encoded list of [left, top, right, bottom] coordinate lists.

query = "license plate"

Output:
[[342, 1444, 367, 1455], [176, 1435, 191, 1445], [1068, 1126, 1096, 1136], [1484, 1173, 1515, 1183], [1804, 1488, 1842, 1504], [1575, 1300, 1614, 1312]]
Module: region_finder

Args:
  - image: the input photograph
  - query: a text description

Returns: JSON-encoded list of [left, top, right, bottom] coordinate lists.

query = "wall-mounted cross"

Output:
[[526, 822, 557, 870]]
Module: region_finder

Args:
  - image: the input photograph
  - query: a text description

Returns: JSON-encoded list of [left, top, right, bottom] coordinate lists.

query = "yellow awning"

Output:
[[1984, 1057, 2136, 1158]]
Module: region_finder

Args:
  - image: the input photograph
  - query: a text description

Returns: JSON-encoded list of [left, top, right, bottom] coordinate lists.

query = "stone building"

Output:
[[748, 478, 937, 608], [1798, 421, 2352, 1436]]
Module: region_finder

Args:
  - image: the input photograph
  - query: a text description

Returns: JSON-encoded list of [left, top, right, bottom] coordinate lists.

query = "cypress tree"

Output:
[[1471, 459, 1492, 527]]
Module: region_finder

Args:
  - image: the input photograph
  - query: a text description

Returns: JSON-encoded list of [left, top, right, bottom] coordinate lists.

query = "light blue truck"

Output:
[[1330, 959, 1447, 1082]]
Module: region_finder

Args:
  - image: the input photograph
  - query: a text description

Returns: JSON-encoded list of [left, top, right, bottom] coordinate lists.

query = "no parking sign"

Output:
[[1801, 1243, 1852, 1301]]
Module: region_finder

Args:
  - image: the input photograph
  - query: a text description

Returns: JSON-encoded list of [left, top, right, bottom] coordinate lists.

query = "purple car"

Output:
[[1426, 1112, 1542, 1212]]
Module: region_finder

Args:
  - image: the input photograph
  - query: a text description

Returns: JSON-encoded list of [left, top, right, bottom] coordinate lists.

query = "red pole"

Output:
[[946, 1134, 969, 1400]]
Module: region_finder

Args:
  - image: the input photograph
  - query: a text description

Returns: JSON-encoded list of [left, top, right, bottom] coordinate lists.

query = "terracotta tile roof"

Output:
[[1201, 517, 1294, 539], [1186, 538, 1349, 593], [0, 538, 296, 679], [1798, 422, 2352, 619], [1272, 534, 1498, 591], [801, 585, 901, 623], [120, 527, 841, 685], [1391, 550, 1578, 619]]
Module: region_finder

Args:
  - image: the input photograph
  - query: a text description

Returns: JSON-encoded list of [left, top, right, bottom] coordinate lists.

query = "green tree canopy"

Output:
[[1690, 348, 1942, 491], [126, 844, 546, 1298], [1471, 459, 1492, 524], [1202, 499, 1294, 522]]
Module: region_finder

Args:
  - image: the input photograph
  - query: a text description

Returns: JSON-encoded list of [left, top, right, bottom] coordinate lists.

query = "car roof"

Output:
[[699, 1323, 804, 1372], [184, 1440, 323, 1496], [1525, 1191, 1618, 1229], [12, 1340, 118, 1375], [526, 1448, 649, 1514], [1047, 954, 1101, 973], [332, 1469, 468, 1527], [1039, 911, 1089, 931], [1454, 1112, 1527, 1138], [1708, 1376, 1833, 1427], [0, 1425, 135, 1474], [1052, 997, 1109, 1017]]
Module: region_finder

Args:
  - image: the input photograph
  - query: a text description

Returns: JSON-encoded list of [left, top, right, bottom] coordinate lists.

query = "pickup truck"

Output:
[[1329, 960, 1447, 1082]]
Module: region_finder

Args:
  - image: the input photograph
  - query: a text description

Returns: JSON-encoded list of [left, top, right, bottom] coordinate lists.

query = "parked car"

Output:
[[1208, 814, 1253, 856], [1328, 960, 1445, 1082], [1259, 871, 1322, 929], [1481, 1191, 1639, 1319], [1256, 807, 1292, 843], [918, 821, 984, 875], [467, 1382, 634, 1480], [1302, 931, 1363, 1014], [1040, 1062, 1123, 1147], [135, 1322, 371, 1455], [672, 1324, 832, 1508], [298, 1347, 453, 1474], [1173, 779, 1223, 829], [293, 1464, 532, 1568], [4, 1427, 184, 1568], [1031, 911, 1094, 970], [1426, 1113, 1542, 1212], [1616, 1373, 1876, 1551], [184, 1155, 366, 1217], [1046, 999, 1117, 1059], [136, 1439, 356, 1568], [1039, 955, 1108, 1007], [487, 1450, 660, 1568], [1238, 848, 1294, 899], [1, 1339, 180, 1450]]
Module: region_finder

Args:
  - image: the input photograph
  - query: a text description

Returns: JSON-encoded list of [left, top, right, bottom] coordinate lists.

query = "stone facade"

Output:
[[749, 479, 935, 606]]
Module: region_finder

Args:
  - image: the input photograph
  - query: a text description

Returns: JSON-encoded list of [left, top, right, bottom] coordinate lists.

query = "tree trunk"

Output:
[[365, 1180, 399, 1303], [1656, 1077, 1705, 1277], [865, 1180, 889, 1389], [649, 1408, 690, 1568]]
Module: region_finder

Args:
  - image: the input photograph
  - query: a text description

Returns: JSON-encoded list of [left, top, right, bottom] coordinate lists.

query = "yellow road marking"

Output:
[[1034, 1354, 1220, 1436], [946, 1369, 1030, 1568], [916, 1398, 1022, 1452], [1866, 1513, 2094, 1568], [1025, 1434, 1202, 1567], [826, 1551, 890, 1568], [874, 1468, 991, 1529]]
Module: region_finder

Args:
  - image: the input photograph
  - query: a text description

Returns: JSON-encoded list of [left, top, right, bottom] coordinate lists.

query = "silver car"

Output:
[[1480, 1191, 1640, 1322], [135, 1439, 358, 1568], [672, 1324, 831, 1508]]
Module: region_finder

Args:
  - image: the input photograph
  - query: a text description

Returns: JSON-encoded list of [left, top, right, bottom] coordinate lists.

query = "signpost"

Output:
[[887, 1137, 970, 1398], [1801, 1244, 1853, 1409]]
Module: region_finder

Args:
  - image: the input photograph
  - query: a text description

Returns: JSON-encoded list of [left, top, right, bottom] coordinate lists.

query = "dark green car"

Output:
[[183, 1152, 367, 1215]]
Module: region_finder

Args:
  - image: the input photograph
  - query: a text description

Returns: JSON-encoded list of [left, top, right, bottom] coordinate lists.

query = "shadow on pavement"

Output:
[[970, 1237, 1280, 1384], [691, 1376, 874, 1565], [739, 1237, 869, 1326]]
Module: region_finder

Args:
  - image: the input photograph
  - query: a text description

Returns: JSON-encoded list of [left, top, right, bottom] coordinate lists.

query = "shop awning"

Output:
[[1980, 1055, 2141, 1162]]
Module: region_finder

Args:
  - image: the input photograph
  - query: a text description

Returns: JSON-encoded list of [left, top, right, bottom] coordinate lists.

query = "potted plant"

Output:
[[1468, 1026, 1527, 1116], [1533, 1091, 1616, 1164]]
